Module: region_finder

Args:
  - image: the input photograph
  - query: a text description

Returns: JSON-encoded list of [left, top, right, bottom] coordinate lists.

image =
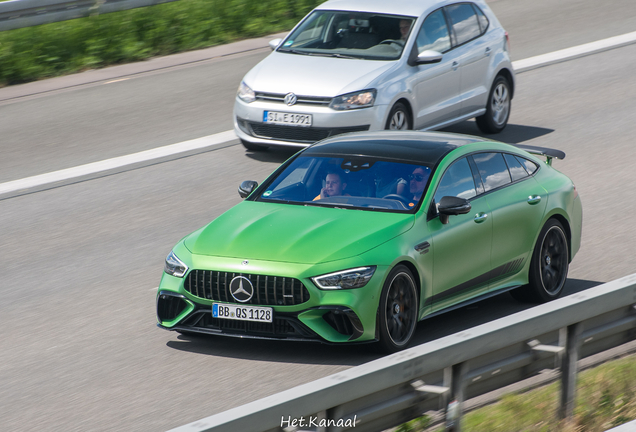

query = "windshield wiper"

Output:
[[279, 49, 358, 59], [329, 53, 358, 59], [304, 202, 354, 208], [306, 52, 358, 59], [276, 48, 311, 56]]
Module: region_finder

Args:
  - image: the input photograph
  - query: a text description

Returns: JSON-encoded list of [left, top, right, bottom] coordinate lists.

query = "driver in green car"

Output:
[[397, 166, 430, 207]]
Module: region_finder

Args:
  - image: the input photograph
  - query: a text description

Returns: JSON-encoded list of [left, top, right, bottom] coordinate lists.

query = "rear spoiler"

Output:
[[513, 144, 565, 166]]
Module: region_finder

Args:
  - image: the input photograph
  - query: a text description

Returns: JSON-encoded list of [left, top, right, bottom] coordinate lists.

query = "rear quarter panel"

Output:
[[531, 161, 582, 261]]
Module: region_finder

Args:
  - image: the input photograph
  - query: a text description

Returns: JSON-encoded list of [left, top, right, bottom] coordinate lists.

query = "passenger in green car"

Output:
[[314, 170, 350, 201]]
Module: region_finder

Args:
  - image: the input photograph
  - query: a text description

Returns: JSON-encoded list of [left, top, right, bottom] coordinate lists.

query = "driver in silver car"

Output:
[[399, 19, 412, 41]]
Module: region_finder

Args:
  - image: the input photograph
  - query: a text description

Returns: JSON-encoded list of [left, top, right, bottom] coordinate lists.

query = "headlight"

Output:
[[237, 81, 256, 103], [329, 89, 376, 110], [164, 251, 188, 278], [312, 266, 376, 290]]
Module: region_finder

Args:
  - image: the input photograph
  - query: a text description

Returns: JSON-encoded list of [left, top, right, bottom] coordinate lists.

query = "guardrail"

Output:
[[0, 0, 179, 31], [168, 273, 636, 432]]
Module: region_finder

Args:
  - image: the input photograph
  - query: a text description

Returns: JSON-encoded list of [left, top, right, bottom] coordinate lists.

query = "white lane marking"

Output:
[[151, 287, 159, 291], [0, 130, 237, 196], [512, 31, 636, 72], [2, 31, 636, 197], [105, 78, 130, 84]]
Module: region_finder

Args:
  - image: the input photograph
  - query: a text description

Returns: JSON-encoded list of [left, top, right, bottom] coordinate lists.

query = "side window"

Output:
[[445, 3, 481, 46], [503, 153, 529, 182], [434, 157, 477, 204], [416, 9, 451, 53], [515, 156, 539, 175], [473, 153, 512, 192], [472, 4, 489, 34]]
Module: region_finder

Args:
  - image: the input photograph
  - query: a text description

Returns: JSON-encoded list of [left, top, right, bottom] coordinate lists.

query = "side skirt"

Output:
[[420, 285, 521, 321], [419, 109, 487, 132]]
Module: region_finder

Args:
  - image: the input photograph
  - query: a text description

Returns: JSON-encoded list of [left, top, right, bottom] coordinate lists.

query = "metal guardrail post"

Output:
[[442, 366, 452, 410], [316, 410, 327, 432], [559, 322, 583, 419], [445, 361, 468, 432]]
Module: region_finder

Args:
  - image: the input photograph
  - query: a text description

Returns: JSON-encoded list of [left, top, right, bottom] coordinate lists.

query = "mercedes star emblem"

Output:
[[284, 92, 297, 106], [230, 276, 254, 303]]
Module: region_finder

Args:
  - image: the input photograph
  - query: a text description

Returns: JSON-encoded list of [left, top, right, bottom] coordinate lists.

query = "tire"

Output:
[[511, 219, 569, 303], [241, 139, 268, 151], [385, 102, 412, 130], [476, 75, 511, 134], [377, 265, 419, 352]]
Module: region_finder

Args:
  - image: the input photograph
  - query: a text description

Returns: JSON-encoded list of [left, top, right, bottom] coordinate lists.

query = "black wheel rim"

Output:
[[385, 272, 416, 346], [539, 226, 568, 295]]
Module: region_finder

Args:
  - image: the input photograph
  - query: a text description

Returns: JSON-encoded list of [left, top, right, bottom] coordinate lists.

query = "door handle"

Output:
[[527, 195, 542, 205], [414, 241, 430, 254], [452, 61, 459, 71], [485, 47, 491, 56], [474, 212, 488, 223]]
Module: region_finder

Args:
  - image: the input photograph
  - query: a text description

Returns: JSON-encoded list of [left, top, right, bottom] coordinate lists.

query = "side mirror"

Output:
[[238, 180, 258, 198], [269, 38, 283, 50], [415, 50, 443, 65], [438, 196, 471, 224]]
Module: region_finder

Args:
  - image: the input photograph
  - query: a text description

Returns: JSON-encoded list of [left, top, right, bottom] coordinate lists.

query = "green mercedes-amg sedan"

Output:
[[156, 131, 582, 351]]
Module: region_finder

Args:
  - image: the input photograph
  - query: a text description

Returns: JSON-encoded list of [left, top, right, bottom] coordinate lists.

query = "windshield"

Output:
[[278, 10, 416, 61], [255, 155, 433, 212]]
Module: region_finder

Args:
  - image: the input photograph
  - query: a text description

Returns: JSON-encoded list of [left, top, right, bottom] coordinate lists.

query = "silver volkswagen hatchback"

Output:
[[234, 0, 514, 151]]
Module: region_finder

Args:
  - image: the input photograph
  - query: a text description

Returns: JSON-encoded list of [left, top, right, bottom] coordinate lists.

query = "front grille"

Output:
[[255, 92, 332, 106], [244, 121, 370, 143], [157, 294, 188, 322], [180, 311, 317, 339], [184, 270, 310, 306]]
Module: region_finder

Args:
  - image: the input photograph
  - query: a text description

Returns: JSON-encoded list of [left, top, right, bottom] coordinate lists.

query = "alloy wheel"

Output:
[[389, 110, 408, 130], [539, 226, 568, 295], [491, 82, 510, 127], [384, 272, 417, 345]]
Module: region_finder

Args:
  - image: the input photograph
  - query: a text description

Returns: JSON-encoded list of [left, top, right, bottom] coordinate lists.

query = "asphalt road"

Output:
[[1, 0, 635, 430]]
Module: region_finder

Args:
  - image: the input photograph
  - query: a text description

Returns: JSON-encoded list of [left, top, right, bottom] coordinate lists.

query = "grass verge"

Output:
[[0, 0, 323, 87], [396, 354, 636, 432]]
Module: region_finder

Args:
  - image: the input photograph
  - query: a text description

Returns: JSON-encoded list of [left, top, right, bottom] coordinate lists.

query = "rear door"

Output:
[[471, 152, 547, 286], [444, 2, 494, 116]]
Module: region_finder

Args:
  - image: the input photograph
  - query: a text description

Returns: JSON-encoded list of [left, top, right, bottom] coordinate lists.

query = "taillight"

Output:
[[573, 185, 578, 199], [505, 31, 510, 51]]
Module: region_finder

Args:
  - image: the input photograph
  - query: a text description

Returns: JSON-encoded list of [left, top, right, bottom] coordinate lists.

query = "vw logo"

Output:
[[229, 276, 254, 303], [284, 92, 297, 106]]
